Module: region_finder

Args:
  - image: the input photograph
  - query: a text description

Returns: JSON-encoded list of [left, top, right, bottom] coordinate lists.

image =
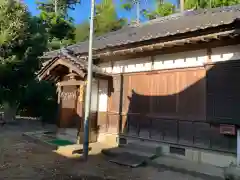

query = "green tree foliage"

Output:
[[121, 0, 138, 10], [120, 0, 145, 23], [0, 0, 48, 108], [37, 0, 76, 50], [75, 0, 126, 42], [18, 80, 57, 123], [184, 0, 240, 10], [121, 0, 175, 22], [40, 11, 75, 40], [16, 0, 77, 121], [0, 0, 58, 123], [75, 21, 90, 42], [94, 0, 126, 36], [0, 0, 60, 123], [143, 1, 176, 19], [37, 0, 80, 17], [15, 0, 78, 122]]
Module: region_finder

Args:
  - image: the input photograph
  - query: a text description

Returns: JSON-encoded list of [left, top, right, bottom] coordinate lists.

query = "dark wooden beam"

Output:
[[57, 79, 84, 86]]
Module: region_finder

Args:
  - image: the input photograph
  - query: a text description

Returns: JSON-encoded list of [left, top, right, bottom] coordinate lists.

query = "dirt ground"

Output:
[[0, 121, 210, 180]]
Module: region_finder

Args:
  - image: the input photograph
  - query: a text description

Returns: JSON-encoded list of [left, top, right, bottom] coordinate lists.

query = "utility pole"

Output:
[[54, 0, 58, 15], [136, 0, 140, 24], [83, 0, 95, 160], [180, 0, 184, 13]]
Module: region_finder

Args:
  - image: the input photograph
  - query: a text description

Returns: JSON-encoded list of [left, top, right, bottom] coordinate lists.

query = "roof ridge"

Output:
[[138, 4, 240, 27], [94, 25, 134, 40], [67, 24, 134, 49], [42, 4, 240, 60]]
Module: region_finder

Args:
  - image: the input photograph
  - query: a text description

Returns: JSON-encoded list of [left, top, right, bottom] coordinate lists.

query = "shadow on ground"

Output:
[[0, 120, 223, 180]]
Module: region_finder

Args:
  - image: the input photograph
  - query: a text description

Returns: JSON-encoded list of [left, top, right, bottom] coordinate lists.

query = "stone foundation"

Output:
[[156, 142, 236, 167], [57, 130, 236, 167], [56, 128, 98, 144], [97, 132, 118, 146], [98, 133, 236, 168]]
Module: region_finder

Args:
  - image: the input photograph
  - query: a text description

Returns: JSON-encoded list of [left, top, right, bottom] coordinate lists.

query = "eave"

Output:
[[88, 29, 240, 59], [38, 50, 111, 81]]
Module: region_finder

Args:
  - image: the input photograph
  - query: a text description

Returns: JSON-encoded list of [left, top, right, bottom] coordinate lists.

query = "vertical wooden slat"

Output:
[[108, 67, 207, 137], [176, 71, 179, 114]]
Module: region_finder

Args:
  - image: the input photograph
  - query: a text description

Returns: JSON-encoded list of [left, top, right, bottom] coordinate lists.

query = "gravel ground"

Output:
[[0, 121, 211, 180]]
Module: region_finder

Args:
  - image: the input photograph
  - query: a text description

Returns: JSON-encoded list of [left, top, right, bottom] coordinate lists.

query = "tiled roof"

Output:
[[38, 49, 110, 79], [43, 5, 240, 59]]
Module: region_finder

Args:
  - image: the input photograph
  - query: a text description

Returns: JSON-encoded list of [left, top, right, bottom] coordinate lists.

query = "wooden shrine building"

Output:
[[39, 5, 240, 167], [38, 50, 112, 143]]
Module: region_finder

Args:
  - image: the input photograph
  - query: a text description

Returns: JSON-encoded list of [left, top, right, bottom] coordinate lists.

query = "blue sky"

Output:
[[24, 0, 177, 24]]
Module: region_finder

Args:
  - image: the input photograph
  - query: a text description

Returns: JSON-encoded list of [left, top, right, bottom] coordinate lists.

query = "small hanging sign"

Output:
[[220, 124, 236, 135], [60, 91, 77, 100]]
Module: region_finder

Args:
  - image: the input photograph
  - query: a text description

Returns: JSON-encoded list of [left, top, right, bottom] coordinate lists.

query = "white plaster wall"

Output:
[[99, 45, 240, 74], [112, 57, 152, 73], [211, 44, 240, 62], [91, 80, 98, 112], [153, 50, 207, 70], [98, 79, 108, 112], [99, 49, 208, 74], [99, 62, 112, 73]]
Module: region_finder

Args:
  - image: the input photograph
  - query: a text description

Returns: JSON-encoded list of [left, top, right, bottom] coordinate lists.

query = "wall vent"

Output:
[[170, 146, 186, 156]]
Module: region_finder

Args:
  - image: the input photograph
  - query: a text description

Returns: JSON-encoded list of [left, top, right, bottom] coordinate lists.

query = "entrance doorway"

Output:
[[57, 73, 99, 143]]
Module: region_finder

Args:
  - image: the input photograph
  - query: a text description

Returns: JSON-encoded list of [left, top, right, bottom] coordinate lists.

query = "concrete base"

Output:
[[22, 131, 58, 150], [56, 131, 118, 146], [102, 147, 156, 159], [56, 142, 117, 158], [55, 131, 236, 169], [224, 165, 240, 180], [101, 137, 158, 168], [117, 136, 236, 168], [151, 156, 224, 179], [155, 143, 236, 167], [97, 133, 118, 146], [76, 131, 98, 144], [56, 128, 98, 144], [23, 130, 116, 158], [56, 129, 77, 143]]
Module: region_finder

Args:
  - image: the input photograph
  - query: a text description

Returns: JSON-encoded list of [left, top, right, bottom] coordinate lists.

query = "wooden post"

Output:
[[56, 85, 62, 128], [206, 48, 212, 63], [77, 84, 85, 144]]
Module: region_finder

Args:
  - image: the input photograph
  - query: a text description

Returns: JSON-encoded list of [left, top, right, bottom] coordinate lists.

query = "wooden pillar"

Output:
[[56, 85, 62, 127], [206, 48, 212, 64], [78, 84, 85, 131], [77, 84, 85, 144]]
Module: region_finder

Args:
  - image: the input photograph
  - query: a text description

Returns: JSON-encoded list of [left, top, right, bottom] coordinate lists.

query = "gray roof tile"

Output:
[[44, 5, 240, 59]]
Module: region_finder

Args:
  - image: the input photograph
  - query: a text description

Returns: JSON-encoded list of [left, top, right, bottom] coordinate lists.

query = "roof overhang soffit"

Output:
[[38, 50, 112, 81], [38, 58, 85, 81], [60, 49, 112, 77]]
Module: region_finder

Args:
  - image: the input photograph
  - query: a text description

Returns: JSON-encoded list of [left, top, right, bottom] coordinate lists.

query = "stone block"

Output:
[[76, 130, 98, 144], [224, 164, 240, 180], [201, 151, 236, 167], [97, 133, 118, 146]]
